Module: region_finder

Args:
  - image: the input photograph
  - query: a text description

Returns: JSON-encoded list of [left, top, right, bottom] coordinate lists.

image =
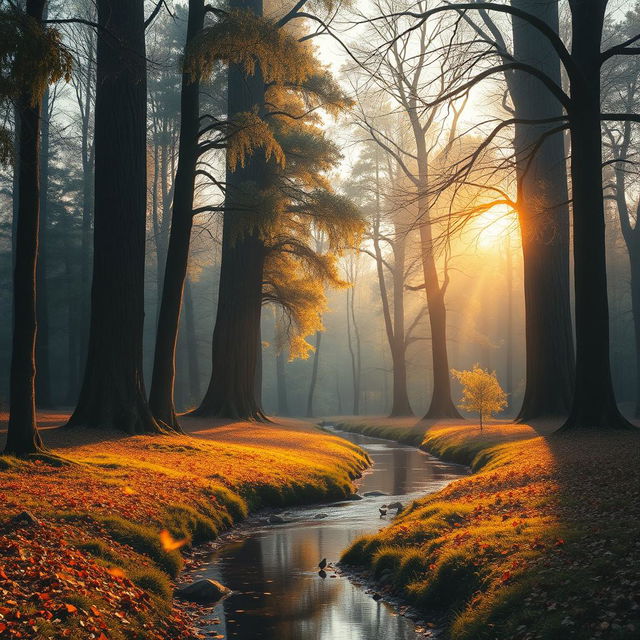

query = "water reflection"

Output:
[[192, 430, 466, 640]]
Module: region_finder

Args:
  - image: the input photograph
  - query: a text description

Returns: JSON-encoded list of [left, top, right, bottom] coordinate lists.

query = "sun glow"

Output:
[[475, 204, 518, 250]]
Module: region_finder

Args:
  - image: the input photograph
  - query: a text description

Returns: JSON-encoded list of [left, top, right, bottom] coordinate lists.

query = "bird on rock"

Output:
[[318, 558, 327, 570]]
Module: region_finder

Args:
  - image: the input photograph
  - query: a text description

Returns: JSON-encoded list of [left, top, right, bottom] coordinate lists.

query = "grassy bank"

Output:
[[0, 414, 369, 640], [336, 417, 640, 640]]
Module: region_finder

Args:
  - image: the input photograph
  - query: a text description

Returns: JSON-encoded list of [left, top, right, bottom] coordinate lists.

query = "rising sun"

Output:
[[475, 204, 518, 249]]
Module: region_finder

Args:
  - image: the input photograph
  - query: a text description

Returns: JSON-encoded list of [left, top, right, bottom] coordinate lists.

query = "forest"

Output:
[[1, 1, 639, 639]]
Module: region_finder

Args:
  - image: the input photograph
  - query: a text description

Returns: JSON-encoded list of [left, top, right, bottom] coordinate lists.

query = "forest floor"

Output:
[[333, 416, 640, 640], [0, 413, 369, 640]]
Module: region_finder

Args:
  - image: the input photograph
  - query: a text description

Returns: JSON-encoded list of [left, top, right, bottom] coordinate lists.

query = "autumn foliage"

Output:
[[339, 419, 640, 639], [0, 414, 368, 639]]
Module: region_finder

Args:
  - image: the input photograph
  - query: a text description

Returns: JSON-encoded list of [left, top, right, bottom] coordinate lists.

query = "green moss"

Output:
[[97, 515, 183, 577], [75, 538, 123, 566], [415, 549, 485, 611], [128, 566, 172, 600]]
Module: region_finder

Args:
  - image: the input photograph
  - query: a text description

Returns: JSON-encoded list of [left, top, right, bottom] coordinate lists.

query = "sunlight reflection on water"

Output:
[[191, 429, 467, 640]]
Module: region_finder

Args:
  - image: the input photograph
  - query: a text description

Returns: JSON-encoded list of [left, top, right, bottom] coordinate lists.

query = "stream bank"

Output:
[[180, 428, 467, 640]]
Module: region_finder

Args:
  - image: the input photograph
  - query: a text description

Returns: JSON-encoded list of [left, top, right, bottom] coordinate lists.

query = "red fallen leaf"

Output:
[[500, 571, 512, 582], [0, 567, 7, 579], [97, 634, 109, 640], [63, 603, 78, 614], [0, 623, 6, 633]]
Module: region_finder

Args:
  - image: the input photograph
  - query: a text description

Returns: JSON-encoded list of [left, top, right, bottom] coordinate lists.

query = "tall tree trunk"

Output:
[[183, 276, 201, 407], [5, 0, 47, 456], [194, 0, 269, 421], [561, 1, 630, 430], [510, 0, 574, 421], [419, 220, 461, 419], [504, 237, 514, 400], [391, 229, 412, 416], [630, 254, 640, 418], [412, 126, 460, 419], [79, 41, 94, 393], [306, 330, 322, 417], [149, 0, 204, 429], [62, 214, 79, 406], [69, 0, 164, 434], [371, 174, 413, 416], [36, 87, 52, 408]]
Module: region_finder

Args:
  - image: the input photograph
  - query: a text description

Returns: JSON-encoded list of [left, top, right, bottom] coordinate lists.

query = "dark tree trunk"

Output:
[[62, 215, 79, 406], [194, 0, 269, 421], [183, 276, 201, 407], [306, 330, 322, 417], [149, 0, 204, 429], [630, 255, 640, 418], [412, 131, 459, 419], [5, 0, 47, 456], [372, 186, 413, 416], [194, 230, 267, 419], [68, 0, 164, 434], [504, 238, 514, 400], [510, 0, 575, 421], [79, 41, 94, 392], [561, 0, 631, 430], [419, 216, 460, 419], [36, 87, 52, 408], [391, 229, 413, 416]]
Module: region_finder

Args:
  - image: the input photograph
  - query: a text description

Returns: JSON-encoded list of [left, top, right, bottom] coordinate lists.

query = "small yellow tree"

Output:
[[451, 365, 508, 430]]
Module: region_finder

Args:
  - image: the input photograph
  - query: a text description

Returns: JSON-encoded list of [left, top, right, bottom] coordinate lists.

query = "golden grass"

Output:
[[0, 413, 369, 639], [338, 417, 640, 640]]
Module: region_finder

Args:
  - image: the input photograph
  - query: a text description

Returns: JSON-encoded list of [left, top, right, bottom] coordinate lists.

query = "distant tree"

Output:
[[602, 4, 640, 416], [452, 365, 507, 430], [394, 1, 639, 430], [347, 0, 474, 419], [1, 0, 72, 455]]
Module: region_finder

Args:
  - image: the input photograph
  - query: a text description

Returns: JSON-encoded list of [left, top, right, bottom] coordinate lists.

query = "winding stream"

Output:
[[188, 428, 467, 640]]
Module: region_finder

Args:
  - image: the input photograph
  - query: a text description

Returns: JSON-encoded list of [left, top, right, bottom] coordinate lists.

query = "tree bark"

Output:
[[419, 219, 461, 419], [149, 0, 205, 429], [510, 0, 575, 421], [68, 0, 164, 434], [35, 86, 52, 408], [560, 0, 631, 430], [79, 35, 95, 394], [183, 276, 201, 407], [371, 181, 413, 416], [412, 120, 460, 419], [5, 0, 47, 456], [194, 0, 270, 421]]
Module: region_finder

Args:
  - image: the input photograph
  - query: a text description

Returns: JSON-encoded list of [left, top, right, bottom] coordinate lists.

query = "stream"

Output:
[[186, 428, 467, 640]]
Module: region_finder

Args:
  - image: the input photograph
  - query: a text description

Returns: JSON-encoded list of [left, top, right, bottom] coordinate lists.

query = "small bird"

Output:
[[379, 506, 387, 518], [318, 558, 327, 570]]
